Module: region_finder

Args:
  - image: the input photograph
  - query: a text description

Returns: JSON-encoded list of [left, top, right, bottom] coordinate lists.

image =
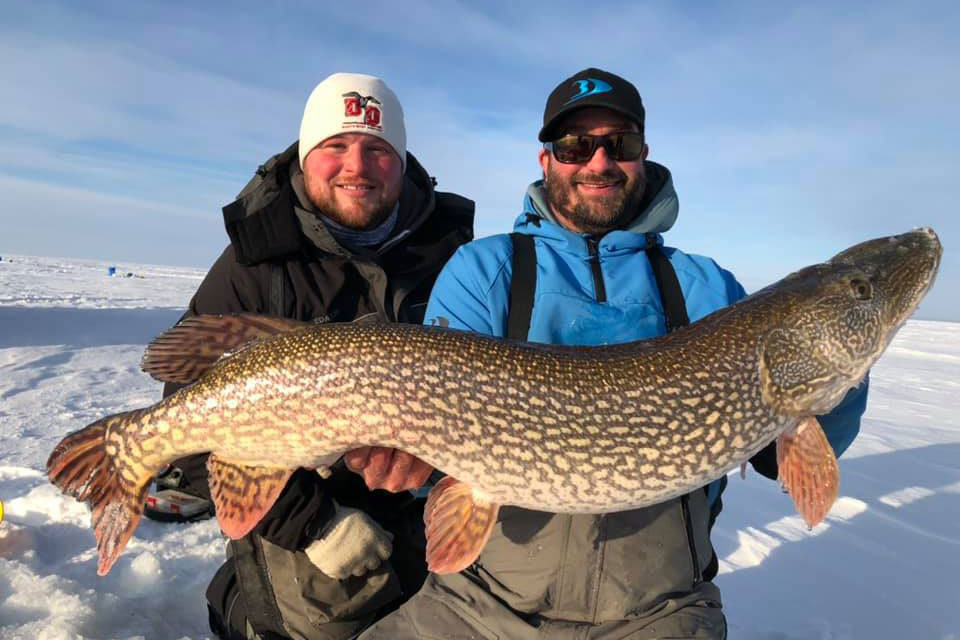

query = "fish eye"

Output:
[[850, 278, 872, 300]]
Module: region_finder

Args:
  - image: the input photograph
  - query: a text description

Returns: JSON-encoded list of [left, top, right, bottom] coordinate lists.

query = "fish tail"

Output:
[[46, 409, 154, 576]]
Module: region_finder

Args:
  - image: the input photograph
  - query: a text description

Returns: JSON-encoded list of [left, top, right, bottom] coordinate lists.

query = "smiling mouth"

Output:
[[576, 182, 622, 190]]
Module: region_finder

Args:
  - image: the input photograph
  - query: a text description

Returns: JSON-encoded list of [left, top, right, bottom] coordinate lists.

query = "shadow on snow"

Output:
[[0, 306, 183, 349]]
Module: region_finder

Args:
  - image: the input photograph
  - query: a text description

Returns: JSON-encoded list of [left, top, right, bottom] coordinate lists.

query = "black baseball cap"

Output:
[[538, 68, 645, 142]]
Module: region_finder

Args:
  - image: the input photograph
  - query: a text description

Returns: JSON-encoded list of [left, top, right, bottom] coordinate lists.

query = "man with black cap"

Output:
[[145, 72, 474, 640], [357, 68, 868, 639]]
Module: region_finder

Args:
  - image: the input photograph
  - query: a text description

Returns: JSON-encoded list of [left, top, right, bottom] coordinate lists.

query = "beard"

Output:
[[308, 191, 397, 230], [543, 163, 646, 235], [303, 174, 401, 231]]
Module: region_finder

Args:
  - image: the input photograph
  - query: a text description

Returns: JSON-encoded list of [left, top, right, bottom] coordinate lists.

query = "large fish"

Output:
[[48, 228, 942, 576]]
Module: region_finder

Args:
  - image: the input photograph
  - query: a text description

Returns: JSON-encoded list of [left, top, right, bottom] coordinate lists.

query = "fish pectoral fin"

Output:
[[423, 476, 499, 574], [142, 314, 311, 384], [207, 455, 293, 540], [776, 416, 839, 528]]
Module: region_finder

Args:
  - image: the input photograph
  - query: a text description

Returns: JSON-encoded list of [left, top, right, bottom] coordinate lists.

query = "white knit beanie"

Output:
[[298, 73, 406, 171]]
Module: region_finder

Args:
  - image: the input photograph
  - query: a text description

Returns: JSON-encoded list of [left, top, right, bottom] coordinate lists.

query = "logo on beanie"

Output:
[[563, 78, 612, 106], [342, 91, 383, 130]]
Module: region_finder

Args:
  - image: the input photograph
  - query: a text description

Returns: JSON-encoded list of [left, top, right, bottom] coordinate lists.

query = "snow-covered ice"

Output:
[[0, 254, 957, 639]]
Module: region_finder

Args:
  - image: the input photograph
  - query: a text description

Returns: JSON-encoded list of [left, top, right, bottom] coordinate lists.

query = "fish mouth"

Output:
[[830, 227, 942, 312], [830, 227, 941, 268]]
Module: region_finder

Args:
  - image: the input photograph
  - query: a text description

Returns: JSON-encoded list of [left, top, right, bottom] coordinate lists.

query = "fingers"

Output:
[[380, 449, 413, 491], [407, 457, 435, 489], [344, 447, 435, 492], [351, 536, 393, 576], [343, 447, 372, 472], [363, 447, 396, 489], [304, 506, 394, 579], [378, 450, 434, 492]]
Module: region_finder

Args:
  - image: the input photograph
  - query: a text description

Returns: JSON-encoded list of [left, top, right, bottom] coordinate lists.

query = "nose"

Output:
[[341, 142, 368, 174], [585, 143, 617, 172]]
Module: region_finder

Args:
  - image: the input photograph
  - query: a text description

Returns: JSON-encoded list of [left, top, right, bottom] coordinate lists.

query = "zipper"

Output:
[[680, 494, 702, 586], [224, 589, 241, 631], [586, 237, 607, 302]]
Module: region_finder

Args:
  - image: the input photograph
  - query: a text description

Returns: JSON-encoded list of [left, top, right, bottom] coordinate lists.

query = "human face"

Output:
[[302, 133, 404, 229], [538, 107, 649, 235]]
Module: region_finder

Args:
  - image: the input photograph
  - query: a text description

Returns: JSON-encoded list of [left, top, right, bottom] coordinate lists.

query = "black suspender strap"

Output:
[[507, 231, 689, 340], [645, 235, 690, 332], [230, 537, 289, 637], [507, 233, 537, 340]]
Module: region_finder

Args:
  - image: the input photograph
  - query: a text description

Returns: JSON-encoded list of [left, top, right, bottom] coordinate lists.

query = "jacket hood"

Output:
[[519, 160, 678, 241], [222, 141, 439, 264]]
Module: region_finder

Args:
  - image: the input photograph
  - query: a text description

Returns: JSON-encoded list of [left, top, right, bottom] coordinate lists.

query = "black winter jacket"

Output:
[[167, 141, 474, 550]]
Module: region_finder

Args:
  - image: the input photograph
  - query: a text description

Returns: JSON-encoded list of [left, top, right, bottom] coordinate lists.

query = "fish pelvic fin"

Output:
[[207, 455, 293, 540], [424, 476, 499, 574], [46, 410, 154, 576], [776, 416, 840, 528], [142, 314, 311, 384]]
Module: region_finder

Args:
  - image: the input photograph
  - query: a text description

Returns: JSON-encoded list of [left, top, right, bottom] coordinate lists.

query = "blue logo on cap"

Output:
[[563, 78, 612, 105]]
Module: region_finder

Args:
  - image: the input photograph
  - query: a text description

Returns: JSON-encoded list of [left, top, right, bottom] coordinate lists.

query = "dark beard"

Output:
[[544, 167, 646, 235]]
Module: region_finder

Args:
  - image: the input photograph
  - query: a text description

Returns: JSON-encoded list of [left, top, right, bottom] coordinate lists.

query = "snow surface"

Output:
[[0, 253, 957, 640]]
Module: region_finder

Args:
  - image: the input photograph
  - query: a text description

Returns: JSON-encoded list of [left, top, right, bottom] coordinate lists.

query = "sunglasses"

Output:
[[544, 133, 646, 164]]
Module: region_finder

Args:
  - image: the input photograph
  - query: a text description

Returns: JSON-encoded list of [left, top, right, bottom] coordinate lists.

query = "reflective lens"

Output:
[[546, 133, 645, 164]]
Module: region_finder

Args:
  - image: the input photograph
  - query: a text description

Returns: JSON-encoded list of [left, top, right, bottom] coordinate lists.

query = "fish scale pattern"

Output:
[[107, 229, 941, 515]]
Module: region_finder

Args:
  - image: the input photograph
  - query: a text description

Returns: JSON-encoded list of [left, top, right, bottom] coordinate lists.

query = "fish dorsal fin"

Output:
[[207, 454, 293, 540], [142, 314, 310, 383], [776, 416, 839, 528], [424, 476, 500, 574]]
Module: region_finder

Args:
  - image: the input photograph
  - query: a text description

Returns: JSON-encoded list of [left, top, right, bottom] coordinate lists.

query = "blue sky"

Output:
[[1, 1, 957, 320]]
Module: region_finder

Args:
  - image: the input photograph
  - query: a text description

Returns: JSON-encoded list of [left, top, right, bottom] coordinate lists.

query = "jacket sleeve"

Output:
[[160, 245, 335, 550], [423, 242, 511, 337]]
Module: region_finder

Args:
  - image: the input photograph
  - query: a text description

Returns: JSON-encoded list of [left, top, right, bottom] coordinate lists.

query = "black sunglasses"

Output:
[[544, 133, 646, 164]]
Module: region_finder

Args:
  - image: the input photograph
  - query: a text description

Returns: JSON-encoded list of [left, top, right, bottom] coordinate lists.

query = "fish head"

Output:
[[759, 227, 942, 416]]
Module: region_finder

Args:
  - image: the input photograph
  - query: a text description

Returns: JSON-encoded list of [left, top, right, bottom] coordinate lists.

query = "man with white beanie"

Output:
[[144, 72, 474, 640]]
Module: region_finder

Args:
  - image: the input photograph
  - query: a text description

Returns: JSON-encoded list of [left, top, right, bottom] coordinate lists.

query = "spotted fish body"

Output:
[[156, 319, 783, 512], [48, 228, 942, 575]]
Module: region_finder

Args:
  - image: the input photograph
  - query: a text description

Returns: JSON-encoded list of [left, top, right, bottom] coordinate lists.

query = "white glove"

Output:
[[304, 504, 394, 580]]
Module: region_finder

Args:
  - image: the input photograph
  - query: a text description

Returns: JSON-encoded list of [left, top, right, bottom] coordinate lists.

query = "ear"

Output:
[[641, 143, 649, 160], [538, 147, 550, 175]]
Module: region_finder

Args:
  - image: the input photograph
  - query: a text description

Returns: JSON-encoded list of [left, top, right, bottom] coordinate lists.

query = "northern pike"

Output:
[[48, 228, 942, 576]]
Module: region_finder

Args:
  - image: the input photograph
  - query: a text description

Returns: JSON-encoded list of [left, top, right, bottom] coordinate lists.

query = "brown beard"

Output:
[[302, 170, 402, 231], [544, 164, 646, 235], [307, 190, 398, 230]]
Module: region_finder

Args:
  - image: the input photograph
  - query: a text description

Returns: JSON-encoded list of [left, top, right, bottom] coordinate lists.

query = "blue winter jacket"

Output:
[[425, 162, 868, 507]]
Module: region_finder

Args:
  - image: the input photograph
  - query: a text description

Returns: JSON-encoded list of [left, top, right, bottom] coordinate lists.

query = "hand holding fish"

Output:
[[344, 447, 434, 493], [304, 503, 394, 579]]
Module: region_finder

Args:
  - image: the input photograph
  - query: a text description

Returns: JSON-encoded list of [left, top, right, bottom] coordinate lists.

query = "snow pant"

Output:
[[206, 496, 428, 640], [358, 571, 726, 640], [358, 495, 727, 640]]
